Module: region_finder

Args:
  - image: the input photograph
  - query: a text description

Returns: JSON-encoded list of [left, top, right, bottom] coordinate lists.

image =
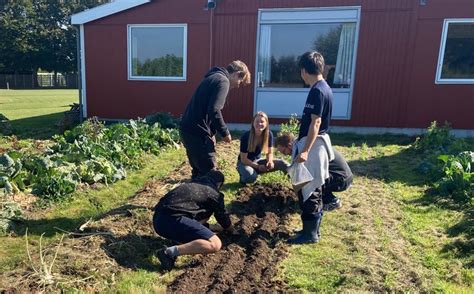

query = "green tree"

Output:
[[313, 25, 343, 66], [0, 0, 108, 77]]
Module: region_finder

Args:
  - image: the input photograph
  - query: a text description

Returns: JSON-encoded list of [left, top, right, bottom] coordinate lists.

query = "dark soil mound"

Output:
[[168, 183, 298, 293]]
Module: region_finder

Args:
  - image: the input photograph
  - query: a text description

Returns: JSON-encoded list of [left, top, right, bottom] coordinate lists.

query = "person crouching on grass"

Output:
[[275, 132, 353, 212], [237, 111, 289, 184], [153, 170, 234, 270]]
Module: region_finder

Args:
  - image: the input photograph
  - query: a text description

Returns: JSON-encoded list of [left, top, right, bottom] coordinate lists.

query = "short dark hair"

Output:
[[298, 51, 325, 75], [275, 132, 295, 147]]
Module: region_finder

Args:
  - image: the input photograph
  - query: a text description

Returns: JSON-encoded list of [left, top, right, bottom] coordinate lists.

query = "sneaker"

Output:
[[323, 198, 342, 211], [157, 248, 176, 271]]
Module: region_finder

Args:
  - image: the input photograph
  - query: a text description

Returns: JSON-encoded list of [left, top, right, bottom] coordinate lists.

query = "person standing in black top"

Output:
[[153, 170, 234, 270], [180, 61, 251, 179]]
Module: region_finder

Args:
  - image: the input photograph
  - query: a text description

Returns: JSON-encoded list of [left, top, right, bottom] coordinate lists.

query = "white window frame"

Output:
[[435, 19, 474, 85], [253, 6, 361, 120], [127, 24, 187, 81]]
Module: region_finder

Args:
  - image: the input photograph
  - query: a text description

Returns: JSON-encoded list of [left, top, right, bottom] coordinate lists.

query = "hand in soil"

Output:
[[257, 164, 267, 173], [208, 223, 224, 233], [224, 225, 239, 235]]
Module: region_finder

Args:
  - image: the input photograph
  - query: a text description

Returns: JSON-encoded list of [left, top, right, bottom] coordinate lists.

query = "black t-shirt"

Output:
[[238, 131, 273, 161], [298, 79, 333, 140]]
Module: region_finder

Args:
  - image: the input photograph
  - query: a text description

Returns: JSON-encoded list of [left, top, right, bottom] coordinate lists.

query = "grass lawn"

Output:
[[0, 89, 78, 139]]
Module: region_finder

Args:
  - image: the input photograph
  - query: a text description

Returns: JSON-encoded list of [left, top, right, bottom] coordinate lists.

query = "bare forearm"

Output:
[[266, 151, 274, 162], [302, 120, 320, 153]]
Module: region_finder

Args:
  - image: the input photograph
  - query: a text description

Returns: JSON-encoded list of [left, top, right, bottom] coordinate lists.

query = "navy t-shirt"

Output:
[[239, 131, 274, 161], [298, 79, 333, 140]]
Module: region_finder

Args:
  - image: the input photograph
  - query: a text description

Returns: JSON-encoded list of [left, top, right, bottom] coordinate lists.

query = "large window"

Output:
[[436, 19, 474, 84], [127, 24, 187, 81], [257, 22, 356, 88]]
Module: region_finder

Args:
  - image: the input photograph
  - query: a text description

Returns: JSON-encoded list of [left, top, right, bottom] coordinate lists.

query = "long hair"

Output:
[[248, 111, 270, 153]]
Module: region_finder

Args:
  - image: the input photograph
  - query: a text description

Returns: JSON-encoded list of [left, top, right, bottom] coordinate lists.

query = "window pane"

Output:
[[258, 23, 356, 88], [131, 26, 184, 78], [441, 23, 474, 79]]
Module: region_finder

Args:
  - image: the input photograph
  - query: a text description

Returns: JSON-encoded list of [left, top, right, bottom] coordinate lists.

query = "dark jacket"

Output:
[[180, 67, 231, 138], [154, 177, 231, 229]]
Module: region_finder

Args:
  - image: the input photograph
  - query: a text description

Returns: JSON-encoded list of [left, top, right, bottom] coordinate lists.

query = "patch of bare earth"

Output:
[[168, 184, 298, 293]]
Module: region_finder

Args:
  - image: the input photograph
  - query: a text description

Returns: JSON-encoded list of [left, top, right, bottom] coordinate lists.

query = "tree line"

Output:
[[0, 0, 108, 75]]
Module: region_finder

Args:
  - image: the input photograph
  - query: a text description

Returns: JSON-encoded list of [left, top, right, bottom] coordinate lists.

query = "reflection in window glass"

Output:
[[130, 26, 185, 78], [258, 23, 356, 88], [441, 23, 474, 80]]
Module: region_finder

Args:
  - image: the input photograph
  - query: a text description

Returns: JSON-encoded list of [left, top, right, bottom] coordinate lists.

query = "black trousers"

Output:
[[322, 149, 353, 203], [298, 189, 323, 221], [180, 130, 216, 179], [323, 173, 353, 201]]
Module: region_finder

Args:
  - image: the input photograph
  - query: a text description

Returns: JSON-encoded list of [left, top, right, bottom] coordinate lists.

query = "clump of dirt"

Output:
[[168, 183, 298, 293]]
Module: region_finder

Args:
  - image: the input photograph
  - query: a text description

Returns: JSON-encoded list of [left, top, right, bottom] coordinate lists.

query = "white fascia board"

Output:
[[71, 0, 150, 25]]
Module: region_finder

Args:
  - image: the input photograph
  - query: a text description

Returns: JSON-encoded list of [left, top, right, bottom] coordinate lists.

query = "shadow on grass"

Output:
[[12, 204, 148, 238], [324, 133, 415, 148], [346, 144, 473, 267], [444, 208, 474, 268], [409, 192, 474, 266], [347, 147, 425, 186], [101, 233, 169, 272], [4, 112, 64, 140]]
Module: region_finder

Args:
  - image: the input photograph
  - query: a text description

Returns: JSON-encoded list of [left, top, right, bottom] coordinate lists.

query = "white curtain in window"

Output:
[[334, 23, 356, 86], [131, 31, 138, 75], [258, 25, 272, 84]]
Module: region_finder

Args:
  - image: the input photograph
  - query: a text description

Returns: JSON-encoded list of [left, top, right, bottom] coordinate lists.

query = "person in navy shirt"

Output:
[[288, 51, 334, 244], [237, 111, 289, 184]]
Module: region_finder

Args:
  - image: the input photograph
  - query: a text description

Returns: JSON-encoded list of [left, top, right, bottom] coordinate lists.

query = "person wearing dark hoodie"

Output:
[[180, 61, 251, 179], [153, 170, 235, 270]]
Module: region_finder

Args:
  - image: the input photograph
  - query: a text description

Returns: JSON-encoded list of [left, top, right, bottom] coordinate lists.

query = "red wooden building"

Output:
[[71, 0, 474, 136]]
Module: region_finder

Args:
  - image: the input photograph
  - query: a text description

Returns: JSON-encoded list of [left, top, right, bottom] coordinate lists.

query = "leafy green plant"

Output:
[[0, 200, 22, 235], [279, 114, 300, 137], [435, 151, 473, 203], [414, 121, 454, 153], [0, 117, 181, 202], [0, 152, 26, 195]]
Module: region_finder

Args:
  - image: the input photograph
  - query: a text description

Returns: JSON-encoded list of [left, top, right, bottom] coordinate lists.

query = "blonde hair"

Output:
[[227, 60, 251, 85], [248, 111, 269, 153]]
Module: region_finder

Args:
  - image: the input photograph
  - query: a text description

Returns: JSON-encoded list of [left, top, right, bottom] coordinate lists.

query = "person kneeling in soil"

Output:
[[153, 170, 234, 270], [275, 132, 353, 212], [237, 111, 289, 184]]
